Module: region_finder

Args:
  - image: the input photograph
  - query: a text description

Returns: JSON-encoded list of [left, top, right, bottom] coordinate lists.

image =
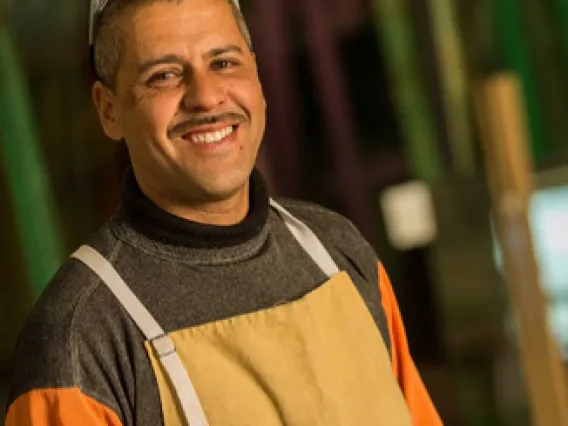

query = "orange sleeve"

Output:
[[5, 388, 123, 426], [379, 263, 443, 426]]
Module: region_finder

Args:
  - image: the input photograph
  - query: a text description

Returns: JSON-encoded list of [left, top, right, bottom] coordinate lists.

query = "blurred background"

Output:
[[2, 0, 568, 424]]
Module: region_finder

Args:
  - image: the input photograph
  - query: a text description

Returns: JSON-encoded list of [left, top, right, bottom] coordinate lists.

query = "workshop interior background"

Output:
[[2, 0, 568, 424]]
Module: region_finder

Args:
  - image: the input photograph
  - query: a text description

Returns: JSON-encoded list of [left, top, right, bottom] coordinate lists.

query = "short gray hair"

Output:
[[92, 0, 252, 88]]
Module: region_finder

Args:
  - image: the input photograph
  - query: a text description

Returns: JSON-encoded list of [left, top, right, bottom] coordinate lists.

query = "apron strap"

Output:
[[269, 199, 340, 277], [71, 245, 209, 426]]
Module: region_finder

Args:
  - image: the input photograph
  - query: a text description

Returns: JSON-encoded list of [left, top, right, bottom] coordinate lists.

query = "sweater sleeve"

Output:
[[5, 388, 123, 426], [4, 260, 135, 426], [379, 262, 443, 426]]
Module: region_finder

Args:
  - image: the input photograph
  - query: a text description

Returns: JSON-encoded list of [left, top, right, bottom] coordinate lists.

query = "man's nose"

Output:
[[182, 72, 227, 112]]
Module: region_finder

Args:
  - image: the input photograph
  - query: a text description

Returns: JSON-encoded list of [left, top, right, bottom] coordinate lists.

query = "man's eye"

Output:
[[211, 59, 238, 70], [148, 71, 180, 84]]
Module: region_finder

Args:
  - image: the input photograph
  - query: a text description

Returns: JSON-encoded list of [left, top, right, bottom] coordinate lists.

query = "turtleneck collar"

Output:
[[117, 168, 270, 249]]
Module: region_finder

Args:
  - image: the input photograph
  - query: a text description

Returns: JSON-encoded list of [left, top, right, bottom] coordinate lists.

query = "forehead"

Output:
[[121, 0, 244, 60]]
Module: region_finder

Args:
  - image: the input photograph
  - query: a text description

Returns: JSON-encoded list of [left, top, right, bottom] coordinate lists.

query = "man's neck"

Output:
[[151, 185, 250, 226], [119, 168, 269, 249]]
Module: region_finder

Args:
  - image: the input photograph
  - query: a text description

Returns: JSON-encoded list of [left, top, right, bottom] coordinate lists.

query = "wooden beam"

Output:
[[475, 73, 568, 426]]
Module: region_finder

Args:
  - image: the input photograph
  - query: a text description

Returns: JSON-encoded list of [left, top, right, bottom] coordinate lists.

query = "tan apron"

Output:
[[73, 200, 412, 426]]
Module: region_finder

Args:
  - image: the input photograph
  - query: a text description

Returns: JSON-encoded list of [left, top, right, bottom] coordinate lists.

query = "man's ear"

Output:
[[92, 81, 123, 141]]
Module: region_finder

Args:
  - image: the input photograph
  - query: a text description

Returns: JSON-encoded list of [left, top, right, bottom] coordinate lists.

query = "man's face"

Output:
[[95, 0, 266, 207]]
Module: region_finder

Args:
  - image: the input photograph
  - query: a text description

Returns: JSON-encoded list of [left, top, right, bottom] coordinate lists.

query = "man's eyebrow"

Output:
[[205, 45, 244, 59], [137, 54, 186, 74]]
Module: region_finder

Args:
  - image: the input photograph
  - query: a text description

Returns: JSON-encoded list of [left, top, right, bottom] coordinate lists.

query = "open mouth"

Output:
[[182, 124, 238, 145]]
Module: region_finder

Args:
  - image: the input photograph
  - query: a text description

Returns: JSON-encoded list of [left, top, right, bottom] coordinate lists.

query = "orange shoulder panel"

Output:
[[5, 388, 123, 426], [379, 262, 444, 426]]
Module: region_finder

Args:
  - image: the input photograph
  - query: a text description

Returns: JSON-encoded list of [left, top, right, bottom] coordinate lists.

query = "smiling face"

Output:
[[93, 0, 266, 223]]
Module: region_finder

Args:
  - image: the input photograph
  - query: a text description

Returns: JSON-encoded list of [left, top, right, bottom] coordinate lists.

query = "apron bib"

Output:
[[73, 200, 412, 426]]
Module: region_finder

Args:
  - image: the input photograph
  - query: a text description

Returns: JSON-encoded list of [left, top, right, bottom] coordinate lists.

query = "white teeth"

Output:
[[189, 126, 234, 144]]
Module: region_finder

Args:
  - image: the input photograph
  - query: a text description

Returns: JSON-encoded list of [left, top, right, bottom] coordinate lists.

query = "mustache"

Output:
[[168, 112, 247, 137]]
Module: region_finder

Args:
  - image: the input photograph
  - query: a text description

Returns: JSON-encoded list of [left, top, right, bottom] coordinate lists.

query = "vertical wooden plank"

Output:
[[296, 0, 375, 242], [248, 0, 301, 197], [475, 73, 568, 426]]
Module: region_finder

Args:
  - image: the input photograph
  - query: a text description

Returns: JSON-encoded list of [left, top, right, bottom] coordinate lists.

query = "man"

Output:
[[6, 0, 442, 424]]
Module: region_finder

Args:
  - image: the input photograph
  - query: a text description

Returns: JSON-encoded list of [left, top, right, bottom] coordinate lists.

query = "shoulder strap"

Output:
[[269, 199, 340, 277], [270, 199, 392, 356], [72, 245, 209, 426]]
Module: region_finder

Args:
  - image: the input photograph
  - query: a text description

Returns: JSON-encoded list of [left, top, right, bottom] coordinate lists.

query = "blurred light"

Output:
[[492, 183, 568, 357], [380, 181, 437, 250]]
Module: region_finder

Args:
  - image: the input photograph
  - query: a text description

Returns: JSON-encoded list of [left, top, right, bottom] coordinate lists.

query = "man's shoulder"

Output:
[[273, 197, 373, 249], [7, 223, 124, 400], [273, 197, 379, 274], [31, 220, 121, 320], [274, 197, 355, 231]]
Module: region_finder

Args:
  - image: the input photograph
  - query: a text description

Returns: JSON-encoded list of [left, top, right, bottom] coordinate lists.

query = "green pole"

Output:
[[0, 23, 64, 296], [495, 0, 548, 163], [551, 0, 568, 73], [429, 0, 476, 178], [370, 0, 443, 183]]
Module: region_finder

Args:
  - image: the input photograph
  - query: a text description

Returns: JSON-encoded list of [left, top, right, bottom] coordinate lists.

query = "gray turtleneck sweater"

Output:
[[6, 170, 390, 426]]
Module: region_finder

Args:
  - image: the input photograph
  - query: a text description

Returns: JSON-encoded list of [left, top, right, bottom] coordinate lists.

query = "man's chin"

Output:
[[186, 171, 251, 203]]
